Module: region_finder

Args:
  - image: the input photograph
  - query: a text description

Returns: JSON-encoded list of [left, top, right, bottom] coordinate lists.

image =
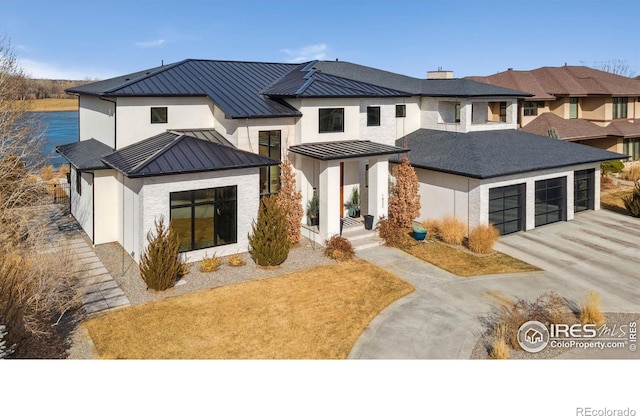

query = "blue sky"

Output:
[[2, 0, 639, 80]]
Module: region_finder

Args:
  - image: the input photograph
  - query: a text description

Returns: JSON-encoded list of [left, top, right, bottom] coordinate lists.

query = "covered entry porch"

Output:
[[289, 140, 408, 243]]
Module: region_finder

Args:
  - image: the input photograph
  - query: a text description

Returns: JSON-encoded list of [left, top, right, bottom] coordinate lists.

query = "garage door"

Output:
[[574, 169, 595, 212], [535, 177, 566, 227], [489, 184, 524, 235]]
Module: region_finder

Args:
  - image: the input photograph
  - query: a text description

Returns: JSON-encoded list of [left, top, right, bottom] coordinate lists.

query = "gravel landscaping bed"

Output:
[[470, 312, 639, 359], [93, 237, 334, 307]]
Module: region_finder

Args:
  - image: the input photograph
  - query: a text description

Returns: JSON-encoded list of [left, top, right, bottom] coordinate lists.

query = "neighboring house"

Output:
[[468, 65, 640, 162], [56, 59, 623, 263]]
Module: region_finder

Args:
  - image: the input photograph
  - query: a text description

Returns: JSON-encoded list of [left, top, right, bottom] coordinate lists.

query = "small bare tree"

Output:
[[590, 59, 636, 77]]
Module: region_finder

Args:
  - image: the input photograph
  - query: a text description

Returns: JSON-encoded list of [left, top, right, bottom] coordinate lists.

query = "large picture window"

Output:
[[170, 186, 237, 252], [259, 130, 281, 197], [319, 108, 344, 133]]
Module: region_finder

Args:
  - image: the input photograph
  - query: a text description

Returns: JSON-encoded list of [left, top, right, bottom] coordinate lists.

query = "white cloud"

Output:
[[281, 43, 327, 63], [135, 39, 165, 48], [19, 58, 116, 80]]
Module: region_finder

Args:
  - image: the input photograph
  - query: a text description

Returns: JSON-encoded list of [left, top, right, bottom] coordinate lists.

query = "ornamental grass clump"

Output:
[[228, 253, 246, 267], [139, 216, 186, 291], [199, 253, 222, 273], [622, 182, 640, 217], [579, 290, 605, 327], [439, 216, 466, 245], [248, 195, 289, 267], [324, 235, 355, 262], [467, 224, 500, 254]]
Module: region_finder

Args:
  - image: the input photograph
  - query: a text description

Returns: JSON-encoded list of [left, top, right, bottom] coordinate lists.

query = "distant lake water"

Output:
[[32, 111, 78, 168]]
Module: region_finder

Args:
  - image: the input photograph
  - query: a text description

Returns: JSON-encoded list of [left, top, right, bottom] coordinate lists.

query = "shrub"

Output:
[[57, 165, 70, 178], [376, 216, 412, 248], [489, 336, 510, 359], [199, 253, 221, 273], [324, 235, 355, 261], [420, 219, 441, 240], [579, 290, 605, 326], [39, 164, 55, 181], [493, 292, 576, 350], [228, 254, 246, 267], [248, 195, 290, 266], [600, 160, 624, 175], [139, 216, 186, 291], [622, 182, 640, 217], [275, 160, 303, 245], [467, 224, 500, 254], [388, 157, 421, 229], [439, 217, 466, 245], [620, 163, 640, 182]]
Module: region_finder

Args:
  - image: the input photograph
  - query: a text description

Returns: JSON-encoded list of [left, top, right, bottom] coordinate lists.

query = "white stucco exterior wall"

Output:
[[93, 170, 122, 245], [78, 95, 115, 146], [115, 97, 216, 149], [415, 169, 472, 225], [70, 168, 94, 242], [135, 169, 261, 263]]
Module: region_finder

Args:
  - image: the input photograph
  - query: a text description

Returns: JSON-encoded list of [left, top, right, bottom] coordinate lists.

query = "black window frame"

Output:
[[169, 186, 238, 253], [534, 177, 566, 227], [499, 102, 507, 122], [319, 108, 344, 133], [76, 170, 82, 196], [455, 103, 461, 123], [489, 184, 525, 235], [395, 104, 406, 118], [574, 169, 595, 213], [367, 106, 381, 126], [259, 130, 281, 197], [613, 97, 628, 119], [151, 107, 168, 124]]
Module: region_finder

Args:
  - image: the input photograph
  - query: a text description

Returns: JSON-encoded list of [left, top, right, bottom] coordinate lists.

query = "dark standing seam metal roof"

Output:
[[311, 61, 531, 97], [171, 129, 234, 147], [55, 139, 113, 170], [101, 132, 279, 178], [289, 140, 408, 160], [396, 129, 626, 179], [67, 60, 302, 119], [263, 61, 411, 97]]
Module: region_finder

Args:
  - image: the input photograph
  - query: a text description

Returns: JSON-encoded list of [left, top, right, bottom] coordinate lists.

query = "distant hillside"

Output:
[[24, 78, 96, 100]]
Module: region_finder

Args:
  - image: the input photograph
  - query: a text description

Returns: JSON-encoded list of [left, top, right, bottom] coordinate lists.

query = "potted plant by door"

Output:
[[412, 224, 427, 241], [344, 186, 360, 218], [306, 193, 319, 227]]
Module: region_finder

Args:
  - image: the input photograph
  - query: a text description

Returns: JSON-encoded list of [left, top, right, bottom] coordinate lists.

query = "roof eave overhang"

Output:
[[120, 162, 280, 178]]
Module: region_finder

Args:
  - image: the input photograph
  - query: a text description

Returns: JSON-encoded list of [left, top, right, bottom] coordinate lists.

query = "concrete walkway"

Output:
[[350, 210, 640, 359], [38, 204, 130, 317]]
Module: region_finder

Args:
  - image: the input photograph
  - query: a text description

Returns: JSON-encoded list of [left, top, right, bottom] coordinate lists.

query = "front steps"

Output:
[[341, 224, 384, 251]]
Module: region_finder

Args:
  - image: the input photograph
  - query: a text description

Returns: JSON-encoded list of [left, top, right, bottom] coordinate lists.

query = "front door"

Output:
[[339, 162, 344, 218]]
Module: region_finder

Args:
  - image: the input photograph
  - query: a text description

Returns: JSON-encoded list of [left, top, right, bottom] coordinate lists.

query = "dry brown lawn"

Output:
[[404, 240, 539, 277], [600, 188, 633, 215], [28, 98, 78, 112], [85, 260, 413, 359]]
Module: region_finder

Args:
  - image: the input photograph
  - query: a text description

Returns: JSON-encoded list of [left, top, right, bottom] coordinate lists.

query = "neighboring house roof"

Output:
[[468, 66, 640, 100], [523, 113, 640, 141], [311, 60, 530, 97], [101, 132, 279, 178], [55, 138, 113, 170], [289, 140, 408, 160], [67, 59, 302, 119], [396, 129, 625, 179], [263, 62, 410, 98]]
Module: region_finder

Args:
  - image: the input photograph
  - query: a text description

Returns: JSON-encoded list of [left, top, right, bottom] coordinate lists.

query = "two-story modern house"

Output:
[[56, 59, 623, 263], [469, 65, 640, 162]]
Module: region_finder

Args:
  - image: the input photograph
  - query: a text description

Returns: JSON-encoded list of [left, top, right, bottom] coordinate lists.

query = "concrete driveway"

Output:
[[349, 209, 640, 359]]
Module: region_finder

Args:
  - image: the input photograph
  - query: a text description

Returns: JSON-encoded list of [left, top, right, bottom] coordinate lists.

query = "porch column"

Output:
[[368, 157, 389, 227], [319, 160, 341, 240]]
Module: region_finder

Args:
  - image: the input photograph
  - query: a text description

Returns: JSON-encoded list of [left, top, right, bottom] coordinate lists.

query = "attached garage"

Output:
[[398, 129, 625, 236]]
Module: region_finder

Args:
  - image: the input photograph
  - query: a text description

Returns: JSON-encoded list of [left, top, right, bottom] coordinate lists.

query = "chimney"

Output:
[[427, 68, 454, 79]]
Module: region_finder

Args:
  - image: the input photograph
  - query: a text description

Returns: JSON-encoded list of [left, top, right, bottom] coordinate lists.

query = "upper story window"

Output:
[[523, 101, 544, 117], [613, 97, 628, 119], [151, 107, 168, 123], [499, 102, 507, 122], [319, 108, 344, 133], [367, 106, 381, 126], [259, 130, 281, 197], [569, 98, 579, 119], [455, 103, 461, 123], [395, 104, 406, 118]]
